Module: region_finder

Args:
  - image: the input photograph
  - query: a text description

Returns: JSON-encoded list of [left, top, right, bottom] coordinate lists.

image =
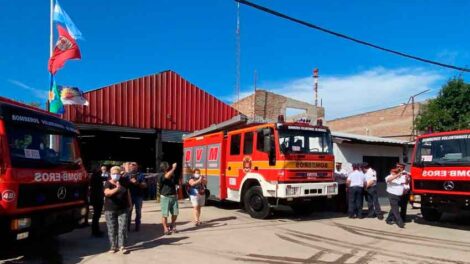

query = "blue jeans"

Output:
[[128, 196, 143, 228], [148, 182, 157, 200]]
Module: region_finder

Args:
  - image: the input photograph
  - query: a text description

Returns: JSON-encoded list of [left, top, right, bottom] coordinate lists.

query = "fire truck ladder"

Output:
[[183, 114, 249, 139]]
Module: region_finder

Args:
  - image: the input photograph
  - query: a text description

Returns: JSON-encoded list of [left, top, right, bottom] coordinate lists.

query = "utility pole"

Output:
[[235, 2, 241, 102], [401, 89, 429, 141], [253, 69, 257, 120], [313, 68, 319, 123]]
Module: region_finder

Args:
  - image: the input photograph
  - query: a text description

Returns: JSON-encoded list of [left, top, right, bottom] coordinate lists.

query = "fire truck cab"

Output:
[[0, 97, 88, 241], [411, 129, 470, 221], [183, 115, 338, 219]]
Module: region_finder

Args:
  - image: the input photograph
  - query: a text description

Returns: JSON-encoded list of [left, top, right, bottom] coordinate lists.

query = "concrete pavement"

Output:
[[2, 200, 470, 264]]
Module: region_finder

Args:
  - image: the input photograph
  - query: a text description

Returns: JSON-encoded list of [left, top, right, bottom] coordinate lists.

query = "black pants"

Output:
[[365, 186, 382, 216], [336, 184, 348, 213], [348, 186, 364, 217], [91, 201, 103, 234], [400, 192, 410, 221], [386, 193, 404, 225]]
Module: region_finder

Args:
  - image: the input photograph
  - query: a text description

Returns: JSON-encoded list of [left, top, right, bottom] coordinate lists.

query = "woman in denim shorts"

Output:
[[188, 168, 207, 226]]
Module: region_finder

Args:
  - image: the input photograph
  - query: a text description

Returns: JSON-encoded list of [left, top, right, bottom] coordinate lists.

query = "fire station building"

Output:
[[63, 70, 238, 172]]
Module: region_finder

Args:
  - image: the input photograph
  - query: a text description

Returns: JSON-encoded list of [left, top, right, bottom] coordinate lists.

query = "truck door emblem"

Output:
[[243, 157, 252, 173], [57, 186, 67, 200], [443, 181, 455, 191], [1, 190, 16, 202]]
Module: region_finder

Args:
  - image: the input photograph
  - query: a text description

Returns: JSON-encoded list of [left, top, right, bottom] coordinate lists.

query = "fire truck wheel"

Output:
[[244, 186, 271, 219], [421, 207, 442, 222]]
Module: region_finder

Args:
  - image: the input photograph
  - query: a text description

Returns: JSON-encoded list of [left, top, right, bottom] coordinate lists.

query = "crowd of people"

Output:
[[89, 159, 410, 253], [89, 161, 206, 254], [334, 162, 411, 228]]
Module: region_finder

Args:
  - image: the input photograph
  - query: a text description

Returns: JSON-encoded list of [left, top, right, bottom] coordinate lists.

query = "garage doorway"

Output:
[[363, 156, 399, 197]]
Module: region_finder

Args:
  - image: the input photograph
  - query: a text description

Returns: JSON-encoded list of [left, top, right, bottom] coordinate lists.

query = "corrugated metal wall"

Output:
[[63, 71, 238, 132]]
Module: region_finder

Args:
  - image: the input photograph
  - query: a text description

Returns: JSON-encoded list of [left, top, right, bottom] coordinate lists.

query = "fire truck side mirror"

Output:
[[263, 136, 272, 153], [262, 128, 272, 136]]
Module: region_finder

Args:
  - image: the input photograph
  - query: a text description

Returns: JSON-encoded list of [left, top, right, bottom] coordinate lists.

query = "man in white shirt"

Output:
[[334, 162, 349, 213], [362, 163, 383, 220], [397, 163, 410, 221], [346, 164, 366, 218], [385, 168, 406, 228]]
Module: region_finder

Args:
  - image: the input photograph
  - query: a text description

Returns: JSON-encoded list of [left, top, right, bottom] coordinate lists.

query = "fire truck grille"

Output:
[[17, 184, 87, 209], [414, 180, 470, 193]]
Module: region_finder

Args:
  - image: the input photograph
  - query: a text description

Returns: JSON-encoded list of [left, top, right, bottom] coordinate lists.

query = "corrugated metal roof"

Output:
[[332, 131, 413, 145], [63, 70, 238, 132]]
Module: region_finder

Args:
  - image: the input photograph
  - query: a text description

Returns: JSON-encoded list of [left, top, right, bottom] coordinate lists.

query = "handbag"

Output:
[[197, 184, 206, 195]]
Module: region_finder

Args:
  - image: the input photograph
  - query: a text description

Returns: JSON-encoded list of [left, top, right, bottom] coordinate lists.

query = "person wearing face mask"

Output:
[[188, 168, 207, 226], [104, 166, 131, 254]]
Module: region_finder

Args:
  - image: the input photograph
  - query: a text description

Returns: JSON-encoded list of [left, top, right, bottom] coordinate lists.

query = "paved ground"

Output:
[[1, 200, 470, 264]]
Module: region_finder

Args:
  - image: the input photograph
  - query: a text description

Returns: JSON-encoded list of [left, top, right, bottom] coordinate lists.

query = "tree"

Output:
[[415, 77, 470, 132]]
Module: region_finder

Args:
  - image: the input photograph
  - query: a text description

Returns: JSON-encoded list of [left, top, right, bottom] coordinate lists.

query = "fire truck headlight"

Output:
[[410, 194, 421, 202], [327, 185, 337, 194], [16, 232, 29, 240], [11, 218, 31, 231], [80, 207, 88, 216], [286, 185, 300, 196]]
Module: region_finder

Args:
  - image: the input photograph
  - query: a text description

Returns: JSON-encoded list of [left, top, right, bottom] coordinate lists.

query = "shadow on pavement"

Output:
[[412, 211, 470, 231], [180, 216, 238, 233], [0, 236, 63, 264], [0, 221, 195, 264]]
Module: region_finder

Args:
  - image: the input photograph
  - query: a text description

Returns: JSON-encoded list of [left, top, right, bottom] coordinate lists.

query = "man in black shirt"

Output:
[[159, 162, 178, 235], [90, 165, 107, 237]]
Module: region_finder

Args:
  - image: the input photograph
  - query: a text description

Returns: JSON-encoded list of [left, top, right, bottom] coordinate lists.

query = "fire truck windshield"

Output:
[[278, 129, 332, 154], [414, 133, 470, 166], [6, 125, 81, 169]]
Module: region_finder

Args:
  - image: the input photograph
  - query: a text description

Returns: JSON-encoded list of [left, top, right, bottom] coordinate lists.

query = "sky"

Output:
[[0, 0, 469, 119]]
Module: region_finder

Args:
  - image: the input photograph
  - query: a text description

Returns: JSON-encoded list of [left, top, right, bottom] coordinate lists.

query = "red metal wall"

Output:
[[63, 70, 238, 132]]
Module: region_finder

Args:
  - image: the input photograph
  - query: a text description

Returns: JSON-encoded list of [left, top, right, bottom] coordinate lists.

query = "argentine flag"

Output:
[[53, 0, 83, 40]]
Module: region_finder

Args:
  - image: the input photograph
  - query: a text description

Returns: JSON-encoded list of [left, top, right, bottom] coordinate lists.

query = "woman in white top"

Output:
[[385, 168, 406, 228]]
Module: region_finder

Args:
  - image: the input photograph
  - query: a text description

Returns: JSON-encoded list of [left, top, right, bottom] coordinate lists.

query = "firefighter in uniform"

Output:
[[334, 162, 348, 213]]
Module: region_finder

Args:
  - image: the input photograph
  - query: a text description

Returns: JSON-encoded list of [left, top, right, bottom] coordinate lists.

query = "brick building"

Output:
[[232, 89, 324, 123], [327, 102, 425, 141]]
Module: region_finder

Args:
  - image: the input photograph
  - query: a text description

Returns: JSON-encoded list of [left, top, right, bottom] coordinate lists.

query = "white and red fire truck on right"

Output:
[[410, 129, 470, 221]]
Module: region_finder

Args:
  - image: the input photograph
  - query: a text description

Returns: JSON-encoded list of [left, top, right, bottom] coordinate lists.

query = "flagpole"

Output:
[[48, 0, 54, 112], [50, 0, 54, 56]]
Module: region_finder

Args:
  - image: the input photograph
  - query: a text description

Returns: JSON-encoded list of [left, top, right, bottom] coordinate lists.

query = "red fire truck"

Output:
[[183, 115, 338, 219], [410, 129, 470, 221], [0, 97, 88, 241]]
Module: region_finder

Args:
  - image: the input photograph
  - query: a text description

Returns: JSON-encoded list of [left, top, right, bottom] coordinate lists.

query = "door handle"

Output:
[[254, 166, 259, 171], [228, 166, 231, 171]]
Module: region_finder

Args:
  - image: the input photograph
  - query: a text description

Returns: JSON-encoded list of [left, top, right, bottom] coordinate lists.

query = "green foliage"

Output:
[[415, 77, 470, 132]]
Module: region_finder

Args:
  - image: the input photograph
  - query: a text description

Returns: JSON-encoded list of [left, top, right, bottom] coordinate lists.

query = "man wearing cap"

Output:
[[397, 163, 410, 221], [362, 162, 383, 220], [334, 162, 349, 213], [346, 163, 367, 218]]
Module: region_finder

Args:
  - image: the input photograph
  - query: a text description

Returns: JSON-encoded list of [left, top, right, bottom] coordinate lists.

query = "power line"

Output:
[[235, 0, 470, 73]]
